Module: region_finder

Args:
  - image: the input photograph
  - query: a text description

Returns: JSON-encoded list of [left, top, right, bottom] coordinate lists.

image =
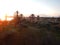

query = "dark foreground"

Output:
[[0, 11, 60, 45], [0, 25, 60, 45]]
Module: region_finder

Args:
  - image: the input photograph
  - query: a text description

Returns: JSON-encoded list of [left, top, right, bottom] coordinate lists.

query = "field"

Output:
[[0, 18, 60, 45]]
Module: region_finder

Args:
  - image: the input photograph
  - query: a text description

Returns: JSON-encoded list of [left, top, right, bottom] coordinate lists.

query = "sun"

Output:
[[0, 0, 55, 20], [0, 16, 5, 21], [0, 14, 13, 21]]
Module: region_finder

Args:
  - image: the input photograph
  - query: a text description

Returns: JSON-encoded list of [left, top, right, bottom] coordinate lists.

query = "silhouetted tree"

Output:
[[18, 14, 25, 24], [37, 15, 40, 21], [30, 14, 35, 23], [13, 11, 20, 27], [20, 14, 23, 18]]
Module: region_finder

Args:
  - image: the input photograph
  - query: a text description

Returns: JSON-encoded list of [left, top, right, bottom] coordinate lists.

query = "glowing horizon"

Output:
[[0, 0, 60, 20]]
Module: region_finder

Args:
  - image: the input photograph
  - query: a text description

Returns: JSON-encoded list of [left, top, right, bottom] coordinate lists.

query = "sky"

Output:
[[0, 0, 60, 20]]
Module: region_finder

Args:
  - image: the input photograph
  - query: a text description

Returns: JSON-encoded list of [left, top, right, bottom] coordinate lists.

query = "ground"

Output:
[[0, 21, 60, 45]]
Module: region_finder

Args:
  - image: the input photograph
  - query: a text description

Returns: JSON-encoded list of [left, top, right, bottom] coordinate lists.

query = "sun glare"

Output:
[[0, 14, 13, 21], [0, 16, 5, 21], [0, 0, 56, 20]]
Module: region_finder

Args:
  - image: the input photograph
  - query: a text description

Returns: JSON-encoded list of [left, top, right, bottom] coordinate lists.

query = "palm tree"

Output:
[[37, 15, 40, 21], [19, 14, 24, 23], [31, 14, 35, 19], [30, 14, 35, 23], [13, 11, 20, 27], [19, 14, 23, 19]]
